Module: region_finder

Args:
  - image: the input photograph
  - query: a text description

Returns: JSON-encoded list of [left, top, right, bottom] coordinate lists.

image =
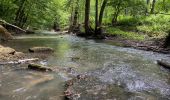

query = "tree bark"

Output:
[[164, 33, 170, 48], [112, 1, 122, 25], [15, 0, 27, 27], [72, 0, 80, 33], [146, 0, 150, 14], [95, 0, 99, 34], [151, 0, 156, 14], [98, 0, 108, 34], [84, 0, 91, 34]]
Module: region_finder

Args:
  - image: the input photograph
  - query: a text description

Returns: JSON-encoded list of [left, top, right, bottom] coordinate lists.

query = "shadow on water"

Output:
[[0, 34, 170, 100]]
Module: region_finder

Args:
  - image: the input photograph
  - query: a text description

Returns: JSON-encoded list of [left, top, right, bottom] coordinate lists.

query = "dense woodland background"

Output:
[[1, 0, 170, 41]]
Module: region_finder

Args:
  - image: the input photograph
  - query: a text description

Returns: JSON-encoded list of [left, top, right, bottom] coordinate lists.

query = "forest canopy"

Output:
[[1, 0, 170, 40]]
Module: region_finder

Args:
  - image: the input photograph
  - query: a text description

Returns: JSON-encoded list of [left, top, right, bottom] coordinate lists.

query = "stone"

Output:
[[0, 46, 15, 55], [29, 47, 54, 53], [28, 63, 53, 72]]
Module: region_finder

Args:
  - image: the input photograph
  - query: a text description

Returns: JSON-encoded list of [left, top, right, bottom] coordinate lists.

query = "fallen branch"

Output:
[[0, 58, 39, 65], [0, 20, 26, 33], [157, 60, 170, 69]]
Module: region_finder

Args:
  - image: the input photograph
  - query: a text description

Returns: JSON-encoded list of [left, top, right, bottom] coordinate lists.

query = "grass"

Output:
[[105, 27, 145, 41], [105, 14, 170, 40]]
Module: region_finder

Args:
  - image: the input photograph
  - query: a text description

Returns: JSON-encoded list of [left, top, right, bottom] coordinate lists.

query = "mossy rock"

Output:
[[28, 63, 52, 72], [29, 47, 54, 53]]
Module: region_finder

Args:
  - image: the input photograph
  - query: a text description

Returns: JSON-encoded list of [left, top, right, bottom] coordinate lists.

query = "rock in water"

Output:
[[29, 47, 54, 53], [28, 63, 53, 72], [0, 45, 25, 61], [0, 46, 15, 55]]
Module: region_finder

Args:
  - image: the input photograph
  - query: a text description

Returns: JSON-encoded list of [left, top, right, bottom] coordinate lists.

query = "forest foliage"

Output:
[[0, 0, 170, 39]]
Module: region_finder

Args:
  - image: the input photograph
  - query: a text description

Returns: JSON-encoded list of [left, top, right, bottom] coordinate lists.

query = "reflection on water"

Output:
[[0, 35, 170, 100]]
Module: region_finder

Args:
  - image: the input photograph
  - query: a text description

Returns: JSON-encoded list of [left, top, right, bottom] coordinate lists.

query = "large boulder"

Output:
[[0, 45, 24, 61], [0, 25, 13, 40], [29, 47, 54, 53], [0, 46, 15, 55]]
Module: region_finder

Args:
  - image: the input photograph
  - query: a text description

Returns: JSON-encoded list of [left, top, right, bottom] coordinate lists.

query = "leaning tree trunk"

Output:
[[98, 0, 108, 34], [84, 0, 91, 34], [150, 0, 156, 14]]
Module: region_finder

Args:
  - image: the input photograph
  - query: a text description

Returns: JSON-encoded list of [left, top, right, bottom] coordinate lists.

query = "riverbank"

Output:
[[104, 36, 170, 54], [76, 32, 170, 54]]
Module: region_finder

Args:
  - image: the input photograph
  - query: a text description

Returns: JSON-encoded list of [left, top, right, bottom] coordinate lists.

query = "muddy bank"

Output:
[[104, 37, 170, 54], [76, 33, 170, 54]]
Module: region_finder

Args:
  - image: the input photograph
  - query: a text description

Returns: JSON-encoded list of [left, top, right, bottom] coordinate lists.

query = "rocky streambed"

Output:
[[0, 34, 170, 100]]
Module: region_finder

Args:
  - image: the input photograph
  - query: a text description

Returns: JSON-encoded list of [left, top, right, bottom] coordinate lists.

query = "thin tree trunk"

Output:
[[98, 0, 108, 34], [85, 0, 91, 34], [72, 0, 79, 33], [112, 1, 121, 25], [15, 0, 27, 27], [146, 0, 150, 14], [95, 0, 99, 34], [151, 0, 156, 14], [68, 5, 74, 33]]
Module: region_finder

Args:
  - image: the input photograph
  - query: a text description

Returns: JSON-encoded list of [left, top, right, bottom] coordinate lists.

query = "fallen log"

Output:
[[0, 58, 39, 65], [157, 60, 170, 69], [0, 20, 26, 33]]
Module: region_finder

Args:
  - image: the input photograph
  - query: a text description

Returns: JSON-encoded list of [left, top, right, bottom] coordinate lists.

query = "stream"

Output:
[[0, 34, 170, 100]]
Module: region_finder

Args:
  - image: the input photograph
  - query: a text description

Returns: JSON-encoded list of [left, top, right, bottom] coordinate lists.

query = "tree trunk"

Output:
[[98, 0, 108, 34], [72, 0, 80, 33], [15, 0, 27, 27], [146, 0, 150, 14], [95, 0, 99, 34], [84, 0, 91, 34], [68, 5, 74, 33], [164, 33, 170, 48], [150, 0, 156, 14], [112, 2, 121, 25]]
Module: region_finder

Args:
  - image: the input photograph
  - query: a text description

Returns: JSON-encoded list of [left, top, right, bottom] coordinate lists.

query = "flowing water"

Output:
[[0, 34, 170, 100]]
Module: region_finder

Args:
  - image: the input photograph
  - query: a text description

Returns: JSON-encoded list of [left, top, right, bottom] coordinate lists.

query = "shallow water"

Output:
[[0, 34, 170, 100]]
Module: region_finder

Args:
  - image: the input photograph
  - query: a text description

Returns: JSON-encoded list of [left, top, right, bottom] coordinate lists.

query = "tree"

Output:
[[84, 0, 91, 34], [146, 0, 150, 14], [151, 0, 156, 14], [98, 0, 108, 34], [95, 0, 99, 34]]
